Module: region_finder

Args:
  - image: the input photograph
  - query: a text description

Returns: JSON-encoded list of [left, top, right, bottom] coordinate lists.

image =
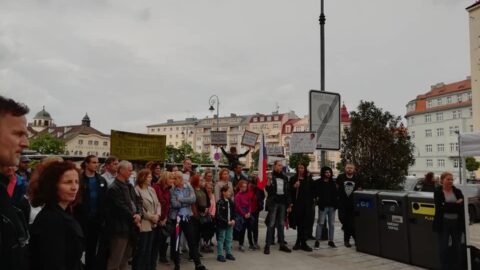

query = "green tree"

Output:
[[191, 152, 213, 164], [252, 149, 260, 169], [288, 153, 311, 170], [29, 133, 65, 154], [336, 162, 345, 173], [466, 157, 480, 174], [341, 101, 414, 190]]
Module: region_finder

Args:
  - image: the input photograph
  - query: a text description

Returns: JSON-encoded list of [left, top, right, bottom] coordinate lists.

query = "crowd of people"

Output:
[[0, 95, 467, 270]]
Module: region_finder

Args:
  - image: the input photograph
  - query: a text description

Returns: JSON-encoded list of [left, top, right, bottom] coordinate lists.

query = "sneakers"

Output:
[[217, 255, 226, 262], [226, 254, 236, 261], [279, 245, 292, 253], [328, 241, 337, 248], [248, 245, 256, 251], [238, 245, 245, 252], [264, 246, 270, 255], [195, 264, 207, 270], [314, 241, 320, 250], [301, 244, 313, 252]]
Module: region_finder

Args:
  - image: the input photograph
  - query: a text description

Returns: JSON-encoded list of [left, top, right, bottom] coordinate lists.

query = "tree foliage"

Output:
[[29, 133, 65, 155], [341, 101, 414, 190], [288, 153, 311, 171], [466, 157, 480, 173], [165, 143, 212, 164]]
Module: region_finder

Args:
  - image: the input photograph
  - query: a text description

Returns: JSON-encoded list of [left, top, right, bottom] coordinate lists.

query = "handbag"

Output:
[[198, 214, 212, 225], [159, 220, 175, 238]]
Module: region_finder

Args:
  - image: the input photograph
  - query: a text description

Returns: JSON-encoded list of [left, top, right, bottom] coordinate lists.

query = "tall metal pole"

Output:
[[456, 131, 462, 184], [319, 0, 327, 168]]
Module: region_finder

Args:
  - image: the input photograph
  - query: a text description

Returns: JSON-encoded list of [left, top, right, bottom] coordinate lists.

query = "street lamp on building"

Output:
[[208, 95, 220, 131]]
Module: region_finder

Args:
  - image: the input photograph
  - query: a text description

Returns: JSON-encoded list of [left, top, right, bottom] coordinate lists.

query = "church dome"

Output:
[[34, 106, 52, 120]]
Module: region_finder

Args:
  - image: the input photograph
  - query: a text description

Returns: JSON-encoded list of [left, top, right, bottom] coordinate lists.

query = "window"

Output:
[[457, 94, 462, 103], [79, 151, 83, 156], [427, 100, 433, 108], [169, 135, 172, 138], [425, 114, 431, 123], [436, 128, 444, 137], [88, 140, 92, 145], [274, 116, 279, 121], [450, 142, 459, 152], [453, 110, 458, 119], [94, 141, 99, 146], [449, 126, 456, 136], [175, 134, 178, 138], [176, 127, 179, 131], [286, 126, 291, 133], [273, 124, 279, 129], [164, 128, 167, 131], [151, 129, 155, 132], [447, 96, 452, 103], [253, 118, 258, 122], [170, 127, 173, 131], [468, 92, 472, 100], [103, 141, 108, 146], [437, 144, 444, 152], [260, 117, 265, 121], [436, 112, 443, 121], [267, 116, 272, 121], [78, 139, 83, 145], [157, 128, 160, 132], [425, 129, 432, 137], [437, 98, 442, 106], [426, 144, 432, 152], [454, 159, 459, 168], [437, 159, 445, 168], [426, 159, 433, 167]]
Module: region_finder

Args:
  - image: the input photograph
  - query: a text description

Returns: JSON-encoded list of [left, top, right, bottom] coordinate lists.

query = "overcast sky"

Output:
[[0, 0, 472, 134]]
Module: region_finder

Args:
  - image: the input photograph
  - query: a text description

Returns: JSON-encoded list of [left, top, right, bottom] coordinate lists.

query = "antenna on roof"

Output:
[[273, 102, 279, 114]]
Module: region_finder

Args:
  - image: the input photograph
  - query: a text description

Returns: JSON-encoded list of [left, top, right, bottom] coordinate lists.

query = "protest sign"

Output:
[[290, 132, 317, 153], [241, 130, 259, 147], [110, 130, 166, 161], [211, 131, 227, 146]]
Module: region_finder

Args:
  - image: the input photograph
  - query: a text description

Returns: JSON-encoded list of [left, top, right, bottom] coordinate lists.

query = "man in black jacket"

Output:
[[0, 96, 30, 270], [106, 160, 142, 270], [337, 163, 362, 247], [74, 155, 109, 270], [264, 160, 292, 255]]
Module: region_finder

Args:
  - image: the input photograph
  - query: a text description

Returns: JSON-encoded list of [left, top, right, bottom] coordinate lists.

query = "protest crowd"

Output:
[[0, 95, 465, 270]]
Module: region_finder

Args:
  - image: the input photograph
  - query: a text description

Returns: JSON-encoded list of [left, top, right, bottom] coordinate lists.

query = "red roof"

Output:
[[282, 119, 301, 134], [416, 79, 470, 100], [341, 103, 350, 123]]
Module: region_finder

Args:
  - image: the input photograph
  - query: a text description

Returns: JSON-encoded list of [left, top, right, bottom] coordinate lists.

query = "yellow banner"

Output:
[[110, 130, 166, 161]]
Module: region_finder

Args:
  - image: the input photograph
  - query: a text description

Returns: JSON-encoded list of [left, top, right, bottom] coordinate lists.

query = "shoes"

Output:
[[292, 243, 301, 251], [238, 245, 245, 252], [328, 241, 337, 248], [198, 253, 204, 257], [281, 240, 288, 245], [226, 254, 236, 261], [264, 246, 270, 255], [217, 255, 226, 262], [195, 264, 207, 270], [344, 241, 352, 248], [308, 235, 316, 240], [301, 244, 313, 252], [248, 245, 256, 251], [279, 245, 292, 253], [159, 257, 169, 264], [255, 243, 261, 250], [314, 241, 320, 250]]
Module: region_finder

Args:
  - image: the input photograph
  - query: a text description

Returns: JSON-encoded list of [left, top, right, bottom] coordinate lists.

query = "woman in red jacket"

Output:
[[234, 180, 253, 252], [153, 171, 174, 264]]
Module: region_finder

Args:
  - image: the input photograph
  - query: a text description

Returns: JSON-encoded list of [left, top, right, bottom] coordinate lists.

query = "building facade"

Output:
[[146, 118, 199, 148], [405, 78, 474, 179]]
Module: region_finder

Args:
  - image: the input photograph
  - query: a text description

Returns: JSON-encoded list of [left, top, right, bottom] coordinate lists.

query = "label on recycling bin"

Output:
[[411, 202, 435, 216], [391, 215, 403, 223]]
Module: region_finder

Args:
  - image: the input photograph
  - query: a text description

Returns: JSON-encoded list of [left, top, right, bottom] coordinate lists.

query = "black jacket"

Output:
[[315, 177, 339, 209], [220, 147, 250, 170], [30, 204, 84, 270], [289, 173, 314, 208], [73, 172, 108, 229], [266, 170, 291, 208], [105, 179, 142, 237], [337, 173, 362, 212], [0, 173, 29, 270], [215, 198, 235, 229], [433, 186, 465, 233]]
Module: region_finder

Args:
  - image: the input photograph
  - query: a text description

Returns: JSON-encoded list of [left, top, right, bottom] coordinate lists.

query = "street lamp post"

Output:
[[209, 95, 220, 131], [319, 0, 327, 168]]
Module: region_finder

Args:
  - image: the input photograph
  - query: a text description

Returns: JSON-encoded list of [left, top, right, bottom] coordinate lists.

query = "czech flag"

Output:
[[257, 133, 267, 190]]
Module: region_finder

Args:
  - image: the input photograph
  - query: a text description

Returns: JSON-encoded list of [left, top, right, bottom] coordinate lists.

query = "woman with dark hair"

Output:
[[289, 163, 314, 252], [133, 169, 161, 270], [314, 166, 338, 249], [422, 172, 436, 192], [148, 162, 162, 185], [29, 161, 84, 270], [433, 172, 465, 270]]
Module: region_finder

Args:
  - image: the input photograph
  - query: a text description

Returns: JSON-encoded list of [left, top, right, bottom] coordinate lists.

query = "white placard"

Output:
[[210, 131, 227, 146], [290, 132, 317, 153], [241, 130, 259, 147], [267, 145, 284, 156]]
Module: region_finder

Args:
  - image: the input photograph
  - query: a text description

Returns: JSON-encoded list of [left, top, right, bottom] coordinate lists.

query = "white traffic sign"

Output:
[[309, 90, 341, 150]]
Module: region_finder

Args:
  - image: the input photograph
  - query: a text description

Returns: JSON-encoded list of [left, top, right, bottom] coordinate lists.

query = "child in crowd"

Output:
[[234, 180, 253, 252], [215, 185, 236, 262]]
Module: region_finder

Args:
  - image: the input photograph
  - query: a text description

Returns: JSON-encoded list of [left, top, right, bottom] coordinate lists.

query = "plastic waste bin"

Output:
[[378, 191, 410, 264], [407, 192, 440, 270], [353, 190, 380, 256]]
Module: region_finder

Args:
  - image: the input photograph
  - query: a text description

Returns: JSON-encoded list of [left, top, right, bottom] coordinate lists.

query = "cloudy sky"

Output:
[[0, 0, 472, 133]]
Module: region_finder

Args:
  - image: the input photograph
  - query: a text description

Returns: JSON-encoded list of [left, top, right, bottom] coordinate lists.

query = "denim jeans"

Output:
[[265, 203, 286, 246], [132, 231, 154, 270], [316, 207, 335, 241], [216, 226, 233, 256], [438, 218, 462, 270]]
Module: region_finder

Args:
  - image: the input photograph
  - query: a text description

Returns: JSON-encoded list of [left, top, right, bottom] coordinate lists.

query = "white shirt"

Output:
[[101, 171, 116, 186], [276, 178, 284, 195]]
